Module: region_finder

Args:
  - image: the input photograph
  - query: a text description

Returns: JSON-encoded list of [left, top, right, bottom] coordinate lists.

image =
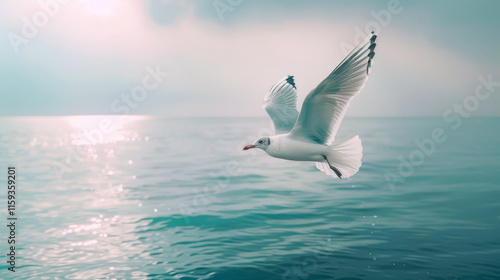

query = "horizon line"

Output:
[[0, 115, 499, 119]]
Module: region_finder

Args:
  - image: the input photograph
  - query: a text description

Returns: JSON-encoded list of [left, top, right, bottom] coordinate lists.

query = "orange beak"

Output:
[[243, 144, 255, 150]]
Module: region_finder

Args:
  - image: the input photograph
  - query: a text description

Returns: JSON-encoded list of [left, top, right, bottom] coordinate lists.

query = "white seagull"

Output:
[[243, 32, 377, 179]]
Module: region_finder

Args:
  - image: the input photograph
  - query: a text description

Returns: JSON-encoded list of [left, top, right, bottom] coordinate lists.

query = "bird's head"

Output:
[[243, 136, 271, 151]]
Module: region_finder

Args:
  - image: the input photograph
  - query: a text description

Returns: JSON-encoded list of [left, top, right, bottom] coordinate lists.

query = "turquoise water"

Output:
[[0, 116, 499, 279]]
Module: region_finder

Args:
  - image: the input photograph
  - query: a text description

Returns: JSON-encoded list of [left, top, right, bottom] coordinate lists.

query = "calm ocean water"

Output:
[[0, 116, 499, 280]]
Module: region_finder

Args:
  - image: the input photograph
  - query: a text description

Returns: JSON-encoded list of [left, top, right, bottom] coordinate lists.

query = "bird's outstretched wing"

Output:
[[262, 75, 299, 134], [289, 32, 377, 145]]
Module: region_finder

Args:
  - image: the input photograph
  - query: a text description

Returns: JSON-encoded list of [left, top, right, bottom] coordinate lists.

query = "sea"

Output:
[[0, 116, 499, 280]]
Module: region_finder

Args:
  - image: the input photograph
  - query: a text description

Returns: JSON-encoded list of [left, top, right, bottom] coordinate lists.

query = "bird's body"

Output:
[[265, 135, 327, 162], [243, 31, 377, 179]]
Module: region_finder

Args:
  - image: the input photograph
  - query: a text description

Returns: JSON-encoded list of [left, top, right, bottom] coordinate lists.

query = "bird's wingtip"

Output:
[[286, 75, 296, 89], [367, 32, 377, 74]]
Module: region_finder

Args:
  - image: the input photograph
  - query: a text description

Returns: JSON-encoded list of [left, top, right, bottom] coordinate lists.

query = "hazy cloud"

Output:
[[0, 0, 498, 117]]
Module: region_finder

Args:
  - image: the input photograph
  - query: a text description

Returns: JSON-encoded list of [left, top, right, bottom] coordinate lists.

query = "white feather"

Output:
[[262, 76, 299, 134], [289, 32, 377, 145]]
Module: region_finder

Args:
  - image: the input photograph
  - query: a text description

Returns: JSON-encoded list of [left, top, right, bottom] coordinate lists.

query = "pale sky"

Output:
[[0, 0, 499, 117]]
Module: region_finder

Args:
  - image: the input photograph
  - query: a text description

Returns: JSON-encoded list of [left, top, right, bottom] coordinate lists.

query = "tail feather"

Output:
[[316, 135, 363, 179]]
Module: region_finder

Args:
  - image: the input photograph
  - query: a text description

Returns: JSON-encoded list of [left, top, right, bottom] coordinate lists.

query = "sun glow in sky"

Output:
[[84, 0, 121, 16], [0, 0, 499, 117]]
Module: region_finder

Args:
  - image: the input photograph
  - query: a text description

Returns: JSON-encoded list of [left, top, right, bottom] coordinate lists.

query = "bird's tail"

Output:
[[316, 135, 363, 179]]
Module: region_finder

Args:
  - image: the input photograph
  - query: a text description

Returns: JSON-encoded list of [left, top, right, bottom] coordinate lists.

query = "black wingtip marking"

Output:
[[286, 75, 296, 89], [370, 31, 377, 43], [367, 32, 377, 75]]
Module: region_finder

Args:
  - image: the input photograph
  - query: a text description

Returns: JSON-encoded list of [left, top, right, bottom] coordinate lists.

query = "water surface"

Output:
[[0, 116, 499, 279]]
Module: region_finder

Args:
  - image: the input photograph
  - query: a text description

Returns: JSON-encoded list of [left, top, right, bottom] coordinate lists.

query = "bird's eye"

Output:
[[258, 140, 264, 144]]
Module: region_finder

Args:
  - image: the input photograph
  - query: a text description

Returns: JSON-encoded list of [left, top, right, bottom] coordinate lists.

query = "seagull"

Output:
[[243, 32, 377, 179]]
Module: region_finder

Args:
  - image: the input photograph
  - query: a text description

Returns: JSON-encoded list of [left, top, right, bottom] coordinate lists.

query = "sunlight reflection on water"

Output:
[[68, 115, 151, 145]]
